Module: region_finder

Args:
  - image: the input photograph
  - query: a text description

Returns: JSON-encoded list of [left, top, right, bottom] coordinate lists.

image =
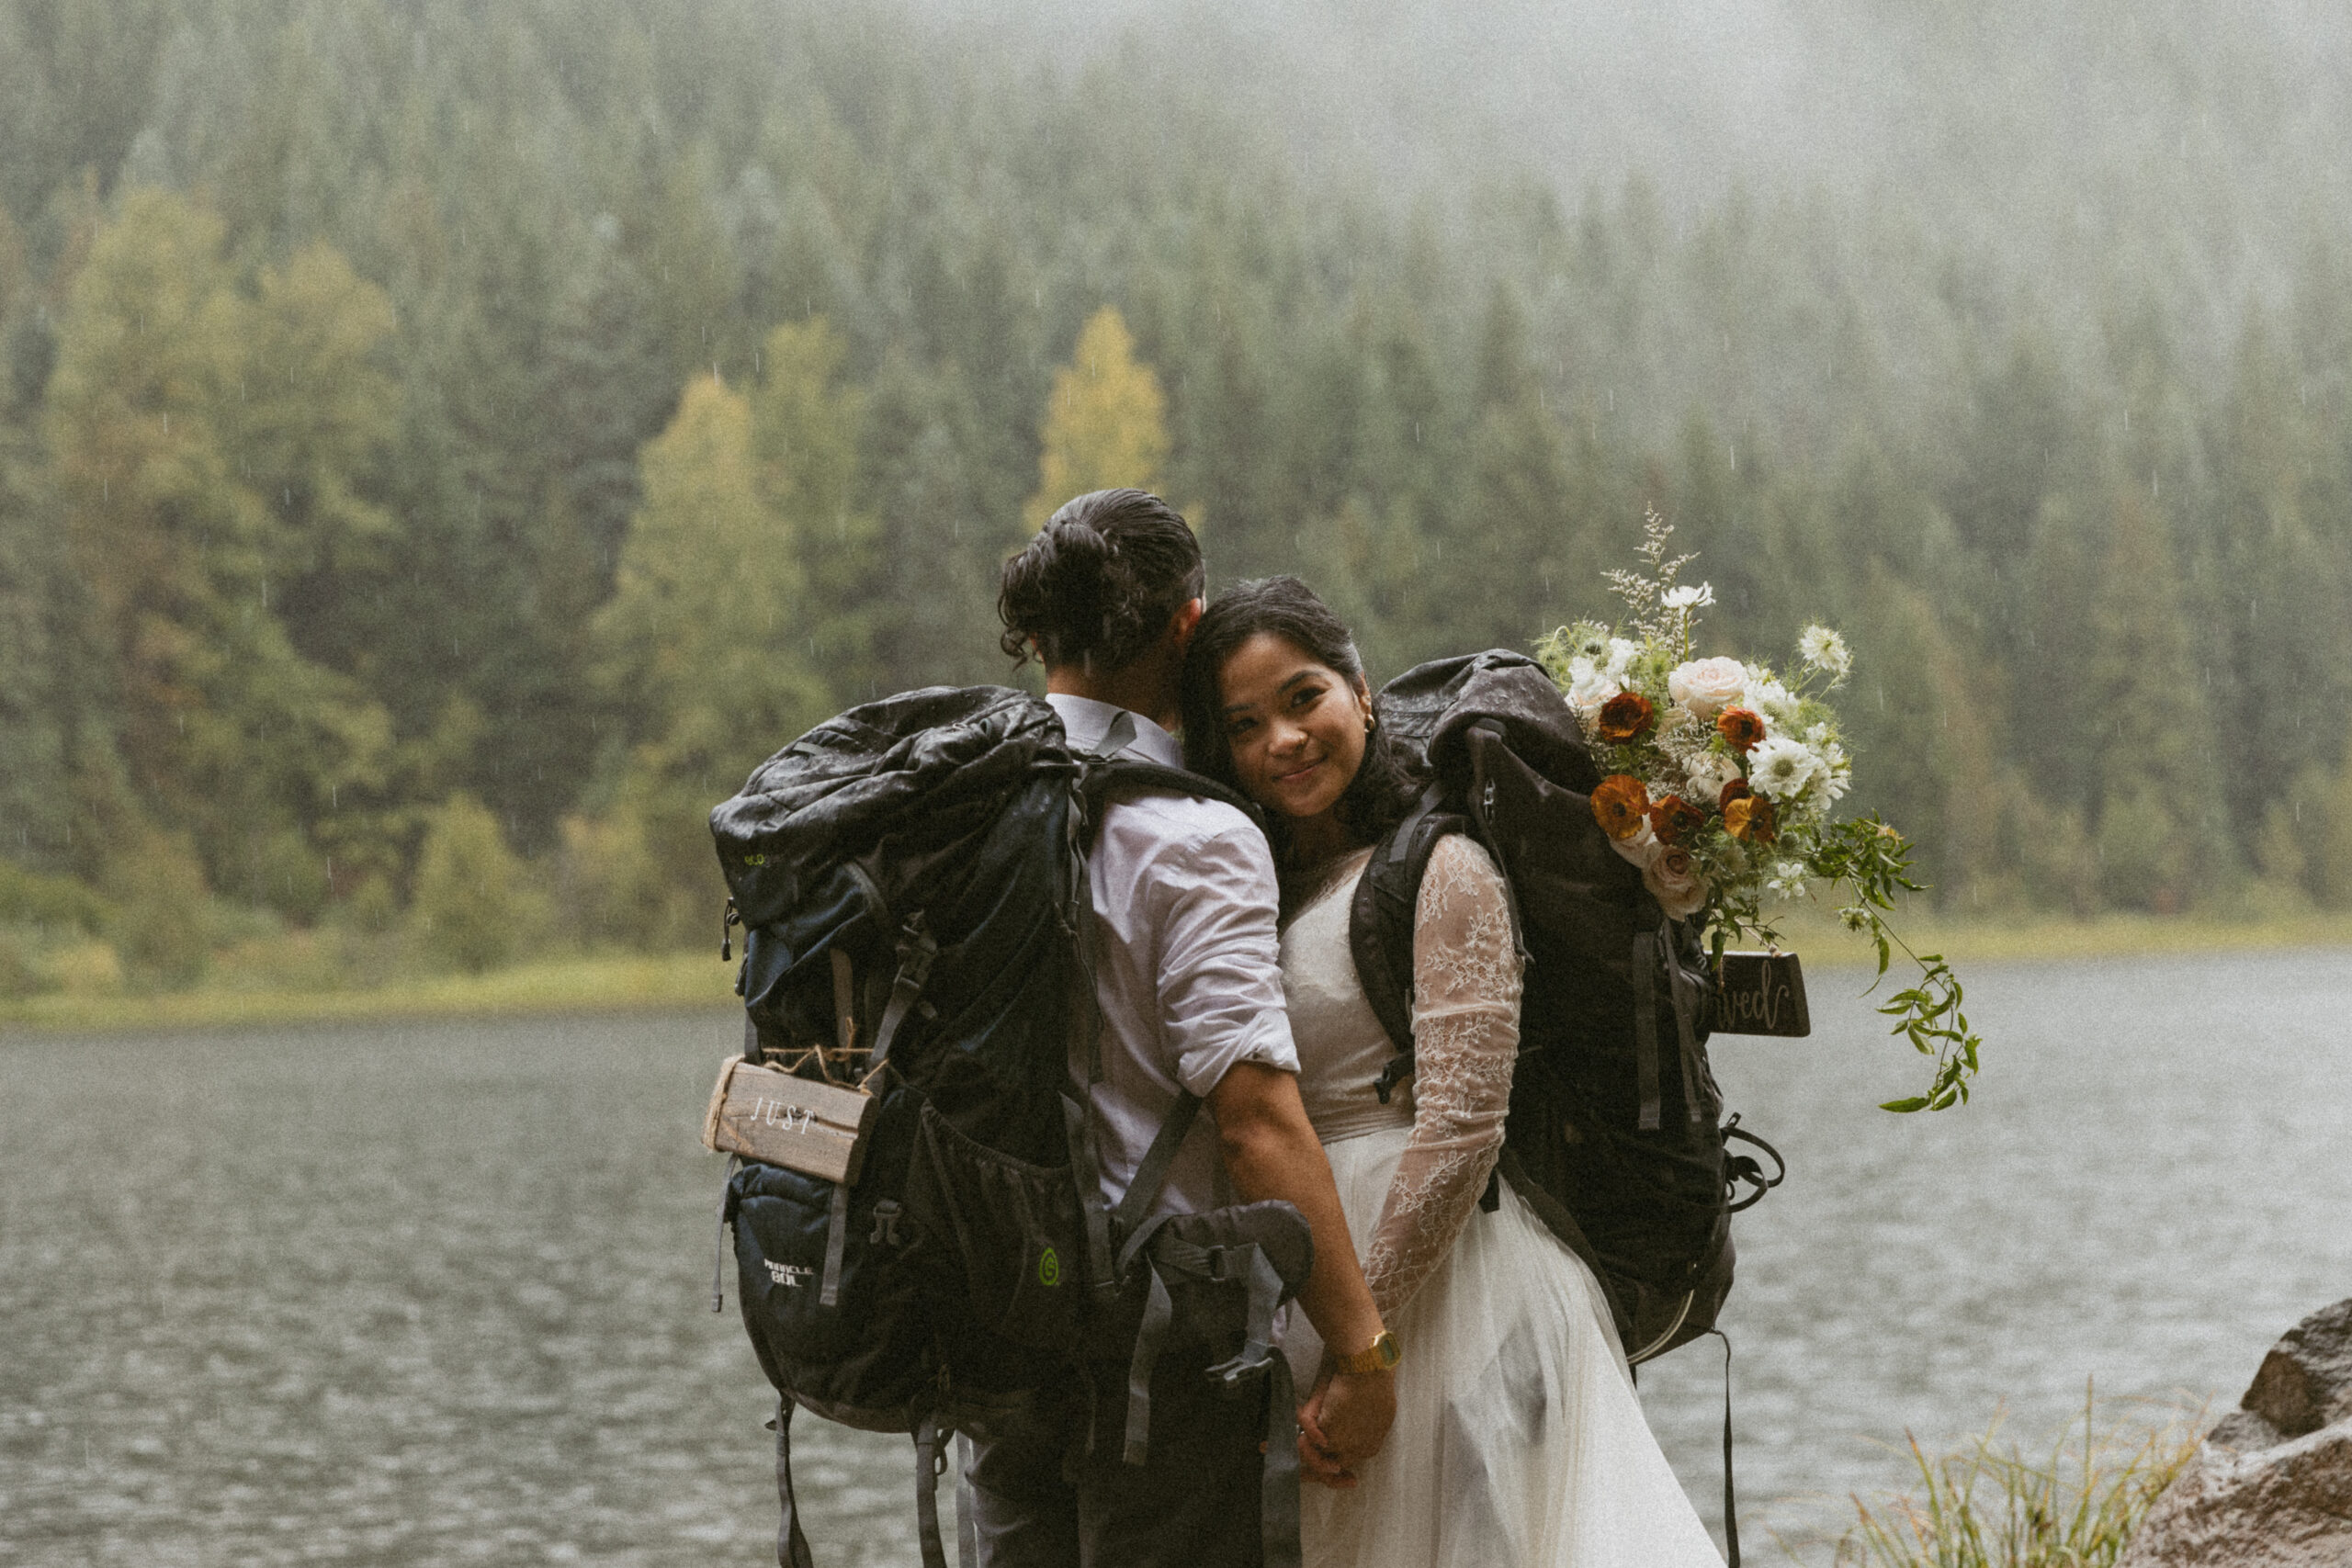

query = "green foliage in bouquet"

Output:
[[1538, 509, 1984, 1112]]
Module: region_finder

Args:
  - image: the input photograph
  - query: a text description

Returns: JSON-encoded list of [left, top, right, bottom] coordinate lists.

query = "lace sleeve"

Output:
[[1360, 834, 1523, 1322]]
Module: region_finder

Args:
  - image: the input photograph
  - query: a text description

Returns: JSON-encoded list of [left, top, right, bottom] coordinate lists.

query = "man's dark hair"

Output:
[[1179, 575, 1422, 863], [997, 489, 1204, 672]]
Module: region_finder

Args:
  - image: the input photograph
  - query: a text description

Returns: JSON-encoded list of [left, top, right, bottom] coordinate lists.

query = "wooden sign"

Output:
[[1711, 951, 1811, 1037], [702, 1055, 878, 1185]]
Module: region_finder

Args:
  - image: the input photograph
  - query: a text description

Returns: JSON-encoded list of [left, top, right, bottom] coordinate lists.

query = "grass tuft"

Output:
[[1837, 1386, 2202, 1567]]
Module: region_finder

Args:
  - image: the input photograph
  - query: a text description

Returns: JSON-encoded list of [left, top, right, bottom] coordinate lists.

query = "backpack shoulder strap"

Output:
[[1347, 784, 1473, 1103], [1082, 755, 1270, 837]]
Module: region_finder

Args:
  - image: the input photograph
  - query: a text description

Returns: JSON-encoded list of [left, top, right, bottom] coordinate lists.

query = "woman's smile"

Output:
[[1272, 753, 1325, 785]]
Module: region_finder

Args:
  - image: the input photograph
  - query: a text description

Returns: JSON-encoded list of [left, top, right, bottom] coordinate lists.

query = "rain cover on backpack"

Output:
[[1349, 651, 1777, 1364], [712, 685, 1092, 1436]]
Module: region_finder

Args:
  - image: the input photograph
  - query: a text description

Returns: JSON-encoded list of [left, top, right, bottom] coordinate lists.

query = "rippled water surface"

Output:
[[3, 948, 2347, 1563]]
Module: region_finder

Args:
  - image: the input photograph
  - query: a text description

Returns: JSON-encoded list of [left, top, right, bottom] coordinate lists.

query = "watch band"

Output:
[[1331, 1329, 1400, 1375]]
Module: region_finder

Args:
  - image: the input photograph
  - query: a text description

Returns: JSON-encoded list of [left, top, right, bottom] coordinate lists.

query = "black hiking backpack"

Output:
[[707, 686, 1314, 1568], [1346, 651, 1784, 1367]]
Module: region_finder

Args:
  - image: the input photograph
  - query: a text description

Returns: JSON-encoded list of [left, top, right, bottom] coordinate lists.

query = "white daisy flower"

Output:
[[1747, 736, 1823, 802], [1661, 582, 1715, 611]]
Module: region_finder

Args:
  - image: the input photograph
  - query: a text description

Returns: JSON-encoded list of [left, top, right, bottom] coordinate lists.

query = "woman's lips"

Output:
[[1272, 757, 1323, 786]]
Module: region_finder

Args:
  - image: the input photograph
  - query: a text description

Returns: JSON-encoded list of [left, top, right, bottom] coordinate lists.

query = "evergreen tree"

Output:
[[1447, 285, 1579, 654], [859, 351, 1022, 692], [749, 318, 880, 703], [0, 203, 70, 871], [2084, 492, 2221, 910]]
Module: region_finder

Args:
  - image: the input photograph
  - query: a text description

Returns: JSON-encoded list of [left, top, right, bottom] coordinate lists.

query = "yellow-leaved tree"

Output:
[[1024, 306, 1170, 526], [44, 187, 397, 938], [582, 320, 866, 947]]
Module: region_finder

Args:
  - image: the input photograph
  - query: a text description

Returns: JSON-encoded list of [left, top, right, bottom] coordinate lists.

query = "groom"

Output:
[[969, 489, 1396, 1567]]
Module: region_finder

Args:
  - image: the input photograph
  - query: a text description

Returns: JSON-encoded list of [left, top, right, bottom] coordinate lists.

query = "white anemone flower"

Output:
[[1799, 625, 1852, 679], [1809, 734, 1852, 804], [1661, 582, 1715, 611], [1742, 671, 1800, 728], [1767, 861, 1809, 899], [1566, 666, 1622, 718], [1747, 736, 1823, 802]]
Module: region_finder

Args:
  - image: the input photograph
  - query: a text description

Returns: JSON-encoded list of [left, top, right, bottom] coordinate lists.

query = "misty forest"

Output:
[[6, 0, 2352, 996]]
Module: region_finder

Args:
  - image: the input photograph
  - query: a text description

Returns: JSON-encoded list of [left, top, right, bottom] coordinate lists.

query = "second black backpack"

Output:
[[1347, 650, 1782, 1365]]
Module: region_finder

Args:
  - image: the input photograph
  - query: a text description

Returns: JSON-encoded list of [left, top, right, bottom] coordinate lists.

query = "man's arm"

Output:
[[1144, 814, 1395, 1473], [1208, 1061, 1395, 1473]]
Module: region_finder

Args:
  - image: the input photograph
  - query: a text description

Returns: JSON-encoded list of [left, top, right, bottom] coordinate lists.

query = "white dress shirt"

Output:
[[1046, 693, 1299, 1219]]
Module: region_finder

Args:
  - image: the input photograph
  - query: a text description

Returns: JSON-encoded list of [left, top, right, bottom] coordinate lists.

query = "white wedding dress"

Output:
[[1278, 838, 1723, 1568]]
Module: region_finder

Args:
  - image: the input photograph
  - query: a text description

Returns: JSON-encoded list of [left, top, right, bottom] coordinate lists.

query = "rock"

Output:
[[2121, 1298, 2352, 1567]]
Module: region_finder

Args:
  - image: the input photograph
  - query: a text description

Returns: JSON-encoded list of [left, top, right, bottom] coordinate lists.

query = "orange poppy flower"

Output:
[[1716, 706, 1766, 753], [1724, 794, 1779, 844], [1590, 774, 1651, 840], [1649, 795, 1708, 845], [1596, 691, 1657, 743]]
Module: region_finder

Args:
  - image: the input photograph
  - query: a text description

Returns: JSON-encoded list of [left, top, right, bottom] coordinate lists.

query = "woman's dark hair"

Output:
[[998, 489, 1205, 672], [1179, 576, 1422, 863]]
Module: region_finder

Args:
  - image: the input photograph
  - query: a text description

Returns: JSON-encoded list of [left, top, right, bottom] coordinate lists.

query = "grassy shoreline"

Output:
[[6, 909, 2351, 1037], [1774, 906, 2352, 969], [0, 951, 735, 1037]]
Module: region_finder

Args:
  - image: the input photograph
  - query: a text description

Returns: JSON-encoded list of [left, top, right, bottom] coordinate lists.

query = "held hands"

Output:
[[1295, 1364, 1396, 1488]]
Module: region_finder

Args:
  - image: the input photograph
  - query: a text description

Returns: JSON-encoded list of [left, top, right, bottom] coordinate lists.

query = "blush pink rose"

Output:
[[1668, 656, 1747, 719]]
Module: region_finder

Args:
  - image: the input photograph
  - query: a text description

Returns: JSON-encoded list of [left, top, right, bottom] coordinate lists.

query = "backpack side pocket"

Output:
[[904, 1100, 1084, 1351]]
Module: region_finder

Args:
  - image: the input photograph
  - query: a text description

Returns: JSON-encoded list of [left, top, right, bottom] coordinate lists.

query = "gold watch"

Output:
[[1331, 1329, 1400, 1375]]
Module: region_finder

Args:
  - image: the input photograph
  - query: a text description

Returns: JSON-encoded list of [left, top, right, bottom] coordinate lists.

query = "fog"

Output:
[[5, 0, 2352, 987]]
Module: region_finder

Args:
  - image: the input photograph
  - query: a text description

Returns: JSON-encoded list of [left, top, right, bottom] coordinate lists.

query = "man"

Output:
[[970, 489, 1396, 1567]]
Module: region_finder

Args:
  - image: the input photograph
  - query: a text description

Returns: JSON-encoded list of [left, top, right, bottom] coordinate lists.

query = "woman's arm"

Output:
[[1359, 833, 1524, 1322]]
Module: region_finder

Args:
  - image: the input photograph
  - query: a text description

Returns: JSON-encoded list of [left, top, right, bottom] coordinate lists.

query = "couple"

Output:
[[968, 488, 1723, 1568]]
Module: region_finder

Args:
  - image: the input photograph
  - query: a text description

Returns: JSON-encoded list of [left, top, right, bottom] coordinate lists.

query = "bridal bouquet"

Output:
[[1535, 509, 1982, 1112]]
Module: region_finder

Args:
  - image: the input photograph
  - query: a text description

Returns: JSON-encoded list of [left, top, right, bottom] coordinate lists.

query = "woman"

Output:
[[1179, 578, 1722, 1568]]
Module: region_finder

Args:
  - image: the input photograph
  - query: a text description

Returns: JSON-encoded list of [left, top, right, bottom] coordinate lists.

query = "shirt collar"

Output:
[[1045, 693, 1185, 769]]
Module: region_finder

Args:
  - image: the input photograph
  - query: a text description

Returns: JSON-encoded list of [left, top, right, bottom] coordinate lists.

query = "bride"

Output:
[[1178, 577, 1723, 1568]]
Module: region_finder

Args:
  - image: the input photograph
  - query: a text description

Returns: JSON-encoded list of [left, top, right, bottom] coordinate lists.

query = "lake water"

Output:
[[3, 948, 2347, 1564]]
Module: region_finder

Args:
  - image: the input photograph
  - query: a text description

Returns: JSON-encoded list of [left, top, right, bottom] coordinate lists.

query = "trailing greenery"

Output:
[[6, 0, 2352, 992], [1838, 1391, 2202, 1567]]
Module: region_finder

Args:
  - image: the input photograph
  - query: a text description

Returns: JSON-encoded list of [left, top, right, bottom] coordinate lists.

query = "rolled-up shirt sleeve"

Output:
[[1137, 813, 1299, 1095]]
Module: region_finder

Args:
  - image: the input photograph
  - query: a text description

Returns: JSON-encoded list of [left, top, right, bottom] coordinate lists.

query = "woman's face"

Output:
[[1215, 632, 1373, 824]]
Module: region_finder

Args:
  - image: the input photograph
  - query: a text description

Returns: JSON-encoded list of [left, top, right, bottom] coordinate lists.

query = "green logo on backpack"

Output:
[[1037, 1247, 1061, 1287]]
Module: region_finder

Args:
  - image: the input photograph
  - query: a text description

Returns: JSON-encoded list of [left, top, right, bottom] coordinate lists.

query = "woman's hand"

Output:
[[1296, 1374, 1356, 1488], [1295, 1364, 1394, 1487]]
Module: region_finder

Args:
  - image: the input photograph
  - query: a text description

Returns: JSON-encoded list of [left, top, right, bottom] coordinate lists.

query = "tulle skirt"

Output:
[[1283, 1126, 1724, 1568]]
